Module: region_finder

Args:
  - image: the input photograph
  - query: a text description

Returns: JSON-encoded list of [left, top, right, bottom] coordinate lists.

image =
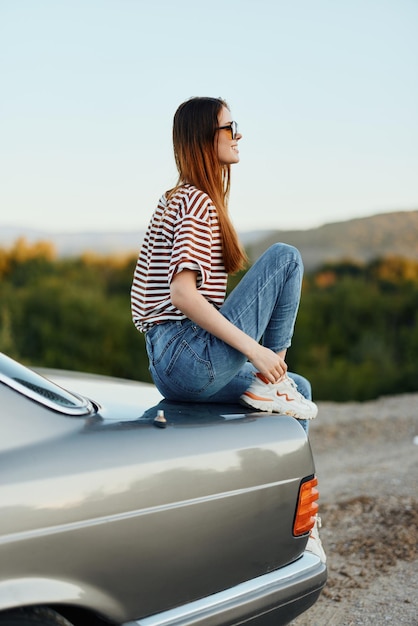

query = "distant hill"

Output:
[[246, 210, 418, 271], [0, 226, 145, 257], [1, 209, 418, 270]]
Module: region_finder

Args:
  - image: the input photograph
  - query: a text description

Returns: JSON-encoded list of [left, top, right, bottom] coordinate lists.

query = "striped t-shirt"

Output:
[[131, 184, 227, 332]]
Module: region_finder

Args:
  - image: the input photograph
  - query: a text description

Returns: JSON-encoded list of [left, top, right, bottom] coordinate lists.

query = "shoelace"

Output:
[[282, 375, 309, 403]]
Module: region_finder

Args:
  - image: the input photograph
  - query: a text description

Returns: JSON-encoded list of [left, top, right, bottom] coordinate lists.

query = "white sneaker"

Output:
[[240, 373, 318, 420], [306, 516, 327, 562]]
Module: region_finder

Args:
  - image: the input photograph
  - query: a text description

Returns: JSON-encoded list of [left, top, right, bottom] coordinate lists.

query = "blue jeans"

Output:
[[145, 244, 311, 431]]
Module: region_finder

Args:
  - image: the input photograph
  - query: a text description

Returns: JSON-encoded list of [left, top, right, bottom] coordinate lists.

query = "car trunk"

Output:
[[1, 372, 316, 622]]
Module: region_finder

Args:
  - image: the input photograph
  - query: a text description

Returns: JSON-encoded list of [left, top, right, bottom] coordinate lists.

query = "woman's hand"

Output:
[[247, 344, 287, 384]]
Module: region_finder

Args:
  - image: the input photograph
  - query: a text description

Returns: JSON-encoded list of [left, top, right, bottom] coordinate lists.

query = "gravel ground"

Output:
[[291, 393, 418, 626]]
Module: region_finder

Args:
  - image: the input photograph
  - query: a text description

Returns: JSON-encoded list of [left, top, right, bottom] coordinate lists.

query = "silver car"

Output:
[[0, 352, 326, 626]]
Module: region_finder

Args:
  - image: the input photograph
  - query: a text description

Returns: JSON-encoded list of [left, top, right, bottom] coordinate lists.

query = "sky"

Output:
[[1, 0, 417, 235]]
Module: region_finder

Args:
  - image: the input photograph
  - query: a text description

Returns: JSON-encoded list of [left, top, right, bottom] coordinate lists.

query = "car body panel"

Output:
[[0, 359, 326, 625], [127, 553, 326, 626]]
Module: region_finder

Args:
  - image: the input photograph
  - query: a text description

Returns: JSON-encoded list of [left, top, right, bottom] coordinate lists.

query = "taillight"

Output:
[[293, 476, 319, 536]]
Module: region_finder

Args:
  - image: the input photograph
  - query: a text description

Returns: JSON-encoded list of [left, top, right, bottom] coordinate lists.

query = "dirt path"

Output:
[[291, 393, 418, 625]]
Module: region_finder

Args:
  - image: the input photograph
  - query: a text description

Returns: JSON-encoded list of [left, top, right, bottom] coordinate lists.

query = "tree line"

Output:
[[1, 238, 418, 402]]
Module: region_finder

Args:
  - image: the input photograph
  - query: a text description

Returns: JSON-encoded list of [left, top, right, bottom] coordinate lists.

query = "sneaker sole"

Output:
[[239, 393, 317, 420]]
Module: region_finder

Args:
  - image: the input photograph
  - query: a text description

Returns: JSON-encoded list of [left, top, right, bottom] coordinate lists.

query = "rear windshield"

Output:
[[0, 352, 94, 416]]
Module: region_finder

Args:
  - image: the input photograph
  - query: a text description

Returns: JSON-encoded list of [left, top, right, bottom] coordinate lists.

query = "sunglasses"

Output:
[[216, 121, 239, 140]]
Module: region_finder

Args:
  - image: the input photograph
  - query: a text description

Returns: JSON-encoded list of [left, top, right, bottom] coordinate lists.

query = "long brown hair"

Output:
[[168, 97, 247, 274]]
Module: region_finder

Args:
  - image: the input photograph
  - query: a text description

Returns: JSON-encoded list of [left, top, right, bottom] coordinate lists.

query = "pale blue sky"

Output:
[[1, 0, 417, 234]]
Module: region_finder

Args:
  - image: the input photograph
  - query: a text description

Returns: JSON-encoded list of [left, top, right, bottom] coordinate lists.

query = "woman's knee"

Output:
[[266, 243, 303, 268]]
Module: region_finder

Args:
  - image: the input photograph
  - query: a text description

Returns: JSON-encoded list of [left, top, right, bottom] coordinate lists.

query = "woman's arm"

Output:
[[170, 269, 287, 383]]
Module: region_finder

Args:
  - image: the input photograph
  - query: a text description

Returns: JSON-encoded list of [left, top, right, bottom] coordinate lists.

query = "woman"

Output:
[[131, 96, 317, 426]]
